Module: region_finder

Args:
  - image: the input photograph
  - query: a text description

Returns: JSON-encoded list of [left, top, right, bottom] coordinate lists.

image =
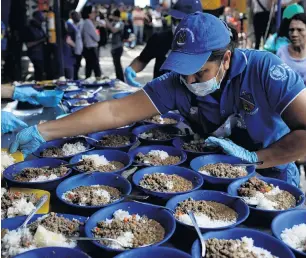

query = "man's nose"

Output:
[[186, 75, 197, 84]]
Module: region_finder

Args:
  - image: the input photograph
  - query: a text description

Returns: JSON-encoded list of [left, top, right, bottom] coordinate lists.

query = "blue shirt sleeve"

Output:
[[143, 72, 179, 114], [258, 51, 305, 115]]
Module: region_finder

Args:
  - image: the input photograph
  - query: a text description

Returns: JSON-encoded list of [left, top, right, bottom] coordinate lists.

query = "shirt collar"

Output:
[[227, 49, 248, 80]]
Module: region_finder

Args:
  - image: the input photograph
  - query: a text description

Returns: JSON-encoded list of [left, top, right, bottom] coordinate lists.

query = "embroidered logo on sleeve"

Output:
[[269, 64, 289, 81]]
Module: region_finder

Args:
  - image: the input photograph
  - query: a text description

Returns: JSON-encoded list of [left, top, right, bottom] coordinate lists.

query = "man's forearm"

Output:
[[129, 57, 147, 73], [256, 130, 306, 168], [1, 86, 14, 99]]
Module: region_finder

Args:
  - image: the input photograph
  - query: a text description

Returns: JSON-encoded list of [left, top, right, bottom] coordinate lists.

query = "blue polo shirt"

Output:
[[143, 49, 305, 186]]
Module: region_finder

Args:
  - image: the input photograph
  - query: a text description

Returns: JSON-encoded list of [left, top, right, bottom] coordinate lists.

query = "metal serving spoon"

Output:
[[232, 161, 264, 167], [17, 194, 49, 230], [188, 210, 206, 258]]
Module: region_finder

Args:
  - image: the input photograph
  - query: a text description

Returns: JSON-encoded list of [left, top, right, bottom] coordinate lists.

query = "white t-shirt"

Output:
[[252, 0, 270, 13], [152, 10, 163, 28], [277, 45, 306, 85]]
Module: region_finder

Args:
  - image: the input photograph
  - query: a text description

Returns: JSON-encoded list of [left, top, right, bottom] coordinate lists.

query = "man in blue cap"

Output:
[[124, 0, 203, 87], [9, 12, 306, 187]]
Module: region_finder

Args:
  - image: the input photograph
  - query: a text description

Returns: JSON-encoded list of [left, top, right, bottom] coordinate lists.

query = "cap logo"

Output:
[[175, 28, 195, 47]]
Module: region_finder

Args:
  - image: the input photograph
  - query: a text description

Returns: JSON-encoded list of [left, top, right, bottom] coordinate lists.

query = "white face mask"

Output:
[[172, 24, 178, 34], [180, 62, 225, 97]]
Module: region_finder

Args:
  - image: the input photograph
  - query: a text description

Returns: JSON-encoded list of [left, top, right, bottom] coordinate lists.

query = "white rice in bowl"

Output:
[[281, 223, 306, 252], [1, 151, 15, 174]]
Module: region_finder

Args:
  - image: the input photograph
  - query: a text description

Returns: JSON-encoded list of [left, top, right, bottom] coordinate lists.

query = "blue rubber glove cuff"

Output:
[[35, 90, 64, 107], [1, 111, 28, 134], [12, 86, 40, 105], [9, 125, 46, 157], [205, 136, 258, 163], [125, 66, 142, 87]]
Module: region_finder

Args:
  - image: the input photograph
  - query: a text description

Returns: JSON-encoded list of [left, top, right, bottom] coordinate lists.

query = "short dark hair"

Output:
[[207, 23, 238, 63], [291, 13, 306, 25], [113, 9, 121, 18], [81, 5, 94, 19]]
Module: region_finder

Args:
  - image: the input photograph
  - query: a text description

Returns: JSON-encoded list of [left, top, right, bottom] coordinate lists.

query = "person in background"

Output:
[[124, 0, 203, 87], [252, 0, 272, 49], [68, 11, 83, 80], [152, 5, 163, 34], [81, 5, 102, 79], [97, 10, 108, 50], [61, 20, 76, 79], [132, 6, 147, 45], [264, 4, 304, 53], [105, 9, 125, 82], [23, 11, 47, 81], [144, 7, 153, 42], [277, 13, 306, 85]]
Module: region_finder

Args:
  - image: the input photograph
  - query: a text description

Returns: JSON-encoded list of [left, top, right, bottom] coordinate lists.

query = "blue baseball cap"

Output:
[[161, 12, 232, 75], [169, 0, 203, 19]]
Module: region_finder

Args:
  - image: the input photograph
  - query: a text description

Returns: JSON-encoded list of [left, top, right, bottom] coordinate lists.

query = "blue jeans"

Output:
[[133, 25, 144, 44]]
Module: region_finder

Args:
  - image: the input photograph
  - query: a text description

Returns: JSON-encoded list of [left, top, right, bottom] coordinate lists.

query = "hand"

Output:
[[9, 125, 46, 157], [1, 111, 28, 134], [12, 86, 40, 105], [125, 66, 142, 87], [35, 90, 64, 107], [205, 136, 258, 163]]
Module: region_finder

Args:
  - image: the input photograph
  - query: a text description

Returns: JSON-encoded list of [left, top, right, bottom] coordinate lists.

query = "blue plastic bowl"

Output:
[[33, 137, 93, 160], [166, 190, 249, 233], [69, 149, 132, 174], [143, 112, 184, 126], [36, 89, 64, 107], [65, 98, 99, 109], [172, 137, 220, 160], [132, 166, 204, 200], [191, 228, 295, 258], [3, 158, 72, 191], [128, 145, 187, 167], [14, 247, 90, 258], [112, 92, 133, 99], [87, 129, 138, 152], [84, 201, 176, 253], [56, 172, 132, 210], [114, 247, 191, 258], [64, 89, 97, 100], [227, 176, 305, 220], [132, 124, 183, 145], [190, 154, 256, 185], [2, 213, 87, 253], [272, 209, 306, 257]]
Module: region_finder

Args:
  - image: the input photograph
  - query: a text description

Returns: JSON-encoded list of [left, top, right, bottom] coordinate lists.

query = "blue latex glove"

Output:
[[1, 111, 28, 134], [125, 66, 142, 87], [35, 90, 64, 107], [12, 86, 40, 105], [9, 125, 46, 157], [205, 136, 258, 163]]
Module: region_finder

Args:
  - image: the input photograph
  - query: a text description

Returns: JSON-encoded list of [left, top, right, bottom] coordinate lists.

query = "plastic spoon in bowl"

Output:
[[232, 161, 264, 167], [66, 135, 99, 142], [17, 194, 49, 230], [188, 210, 206, 258], [121, 194, 149, 201], [220, 192, 258, 207], [90, 86, 103, 96]]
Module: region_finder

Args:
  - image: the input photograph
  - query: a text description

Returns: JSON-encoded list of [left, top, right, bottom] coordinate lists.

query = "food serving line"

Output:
[[1, 80, 305, 258]]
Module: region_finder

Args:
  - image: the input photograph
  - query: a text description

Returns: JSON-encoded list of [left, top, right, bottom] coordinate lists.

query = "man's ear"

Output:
[[223, 50, 232, 71]]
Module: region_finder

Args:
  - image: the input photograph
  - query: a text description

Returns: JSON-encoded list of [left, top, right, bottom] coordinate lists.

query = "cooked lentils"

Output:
[[76, 158, 124, 172], [93, 214, 165, 248], [1, 191, 38, 219], [13, 166, 69, 182], [199, 163, 248, 178], [75, 100, 90, 106], [175, 198, 237, 222], [238, 177, 296, 210], [139, 173, 193, 192], [97, 134, 131, 147], [136, 152, 181, 166], [182, 140, 218, 153], [41, 147, 64, 157], [28, 212, 83, 237], [140, 128, 173, 141], [64, 185, 121, 206], [145, 115, 177, 125]]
